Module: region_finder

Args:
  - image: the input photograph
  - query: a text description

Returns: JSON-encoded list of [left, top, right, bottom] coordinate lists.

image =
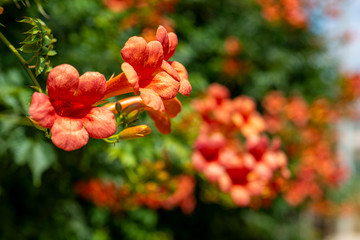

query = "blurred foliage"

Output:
[[0, 0, 352, 239]]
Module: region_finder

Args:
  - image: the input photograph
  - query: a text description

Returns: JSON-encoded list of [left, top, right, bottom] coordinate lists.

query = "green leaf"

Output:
[[47, 50, 57, 56], [19, 44, 38, 53], [29, 140, 56, 186], [35, 56, 46, 76]]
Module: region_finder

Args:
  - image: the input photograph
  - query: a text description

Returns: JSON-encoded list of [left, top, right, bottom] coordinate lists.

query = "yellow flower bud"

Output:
[[118, 125, 151, 140]]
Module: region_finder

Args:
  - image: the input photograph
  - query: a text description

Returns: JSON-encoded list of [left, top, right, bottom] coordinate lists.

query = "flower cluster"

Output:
[[262, 91, 346, 208], [191, 84, 289, 207], [75, 160, 196, 214], [103, 0, 179, 31], [28, 25, 190, 151], [257, 0, 307, 28], [222, 36, 243, 76]]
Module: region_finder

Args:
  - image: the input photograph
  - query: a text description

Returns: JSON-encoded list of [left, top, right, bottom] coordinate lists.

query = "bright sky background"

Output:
[[327, 0, 360, 73]]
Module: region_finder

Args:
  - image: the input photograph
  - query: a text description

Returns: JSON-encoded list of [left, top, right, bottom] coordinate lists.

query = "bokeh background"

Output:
[[1, 0, 360, 239]]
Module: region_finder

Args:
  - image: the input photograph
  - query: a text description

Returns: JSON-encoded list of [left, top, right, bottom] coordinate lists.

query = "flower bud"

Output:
[[118, 125, 152, 140]]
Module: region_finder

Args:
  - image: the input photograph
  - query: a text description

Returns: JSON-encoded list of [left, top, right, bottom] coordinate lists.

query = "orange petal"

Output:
[[75, 72, 106, 106], [140, 88, 165, 112], [169, 61, 191, 96], [82, 107, 117, 139], [163, 98, 182, 118], [145, 70, 180, 100], [29, 92, 56, 128], [121, 36, 149, 71], [47, 64, 79, 101], [51, 117, 89, 151], [167, 32, 178, 60], [147, 108, 171, 134], [156, 25, 170, 59], [121, 62, 140, 93], [143, 41, 163, 74]]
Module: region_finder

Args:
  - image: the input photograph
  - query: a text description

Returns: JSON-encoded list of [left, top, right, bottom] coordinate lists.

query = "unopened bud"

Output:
[[118, 125, 152, 140]]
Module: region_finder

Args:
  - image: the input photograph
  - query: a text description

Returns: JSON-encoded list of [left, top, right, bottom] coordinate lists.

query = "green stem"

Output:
[[0, 31, 43, 93]]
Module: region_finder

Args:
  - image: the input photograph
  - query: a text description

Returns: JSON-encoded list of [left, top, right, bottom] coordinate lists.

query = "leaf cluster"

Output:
[[18, 16, 56, 75]]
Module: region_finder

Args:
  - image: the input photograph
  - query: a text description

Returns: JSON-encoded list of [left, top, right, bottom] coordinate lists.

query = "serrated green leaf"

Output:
[[35, 56, 46, 76]]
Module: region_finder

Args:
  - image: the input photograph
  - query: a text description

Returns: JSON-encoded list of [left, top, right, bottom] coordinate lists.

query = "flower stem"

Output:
[[0, 31, 43, 93]]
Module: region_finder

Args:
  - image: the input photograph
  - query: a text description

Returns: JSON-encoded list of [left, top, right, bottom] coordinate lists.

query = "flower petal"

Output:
[[140, 88, 165, 112], [121, 62, 140, 93], [163, 98, 182, 118], [169, 61, 191, 96], [104, 69, 136, 100], [121, 36, 149, 72], [143, 41, 163, 73], [145, 70, 180, 100], [75, 72, 106, 106], [167, 32, 178, 60], [51, 117, 89, 151], [147, 108, 171, 134], [82, 107, 117, 139], [156, 25, 170, 59], [29, 92, 56, 128], [47, 64, 79, 101]]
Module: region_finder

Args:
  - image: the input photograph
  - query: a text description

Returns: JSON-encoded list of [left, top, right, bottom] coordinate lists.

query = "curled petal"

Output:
[[82, 107, 117, 139], [47, 64, 79, 101], [140, 88, 165, 112], [29, 92, 56, 128], [145, 70, 180, 100], [144, 41, 163, 73], [75, 72, 106, 106], [169, 61, 191, 96], [147, 108, 171, 134], [122, 62, 140, 93], [51, 117, 89, 151], [160, 61, 181, 82], [121, 36, 149, 71], [156, 25, 170, 59], [167, 32, 178, 60], [163, 98, 182, 118]]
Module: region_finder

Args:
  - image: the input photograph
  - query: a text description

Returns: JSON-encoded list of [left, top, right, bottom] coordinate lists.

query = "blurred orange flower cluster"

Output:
[[257, 0, 307, 28], [222, 36, 244, 76], [191, 84, 290, 207], [103, 0, 179, 31], [262, 91, 347, 209], [75, 161, 196, 214]]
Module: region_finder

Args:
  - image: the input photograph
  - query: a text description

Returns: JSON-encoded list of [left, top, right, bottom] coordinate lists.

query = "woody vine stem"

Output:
[[0, 31, 43, 93]]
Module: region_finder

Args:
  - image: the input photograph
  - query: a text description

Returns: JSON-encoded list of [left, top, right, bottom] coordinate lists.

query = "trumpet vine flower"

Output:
[[29, 64, 117, 151]]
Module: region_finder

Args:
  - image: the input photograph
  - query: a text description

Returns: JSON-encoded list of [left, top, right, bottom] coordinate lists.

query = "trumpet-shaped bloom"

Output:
[[29, 64, 117, 151], [104, 25, 191, 112]]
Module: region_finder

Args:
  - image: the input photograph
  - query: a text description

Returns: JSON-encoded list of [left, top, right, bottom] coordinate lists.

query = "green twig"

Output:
[[0, 31, 43, 93]]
